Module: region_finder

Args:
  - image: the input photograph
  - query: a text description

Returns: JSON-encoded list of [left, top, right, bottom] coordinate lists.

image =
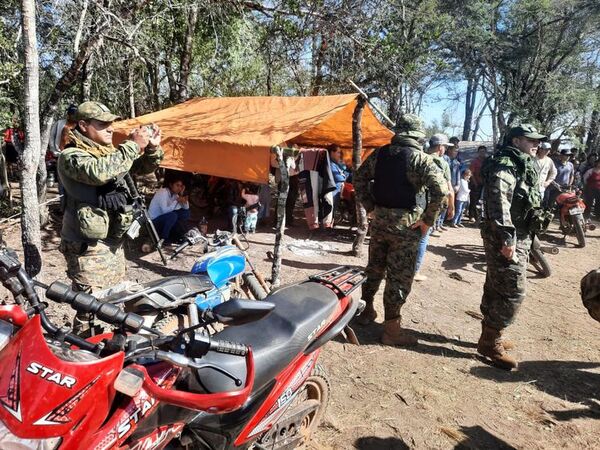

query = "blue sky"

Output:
[[421, 82, 493, 141]]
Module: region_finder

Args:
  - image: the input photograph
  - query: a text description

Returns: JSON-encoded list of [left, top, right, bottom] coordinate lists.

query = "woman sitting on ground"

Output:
[[148, 176, 190, 244]]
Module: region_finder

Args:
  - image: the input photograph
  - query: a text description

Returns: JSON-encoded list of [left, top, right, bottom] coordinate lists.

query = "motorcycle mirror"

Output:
[[212, 299, 275, 326]]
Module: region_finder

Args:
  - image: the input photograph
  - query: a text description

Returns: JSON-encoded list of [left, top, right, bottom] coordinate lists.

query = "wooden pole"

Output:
[[351, 97, 368, 257], [270, 146, 290, 288], [347, 79, 395, 127]]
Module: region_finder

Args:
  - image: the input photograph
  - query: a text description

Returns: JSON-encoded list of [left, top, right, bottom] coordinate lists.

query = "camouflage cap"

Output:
[[393, 114, 426, 139], [507, 123, 546, 141], [429, 133, 454, 148], [76, 101, 121, 122]]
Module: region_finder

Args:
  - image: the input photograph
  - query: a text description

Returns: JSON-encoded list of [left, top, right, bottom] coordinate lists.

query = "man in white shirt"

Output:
[[148, 176, 190, 243], [534, 142, 557, 206]]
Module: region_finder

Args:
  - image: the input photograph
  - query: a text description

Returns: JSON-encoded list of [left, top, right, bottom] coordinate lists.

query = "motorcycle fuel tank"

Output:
[[191, 245, 246, 288]]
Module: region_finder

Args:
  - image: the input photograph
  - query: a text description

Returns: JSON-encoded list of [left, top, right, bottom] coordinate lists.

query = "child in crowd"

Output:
[[452, 169, 471, 228], [241, 183, 260, 233]]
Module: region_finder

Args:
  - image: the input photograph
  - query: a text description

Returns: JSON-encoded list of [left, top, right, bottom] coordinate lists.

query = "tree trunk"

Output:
[[164, 56, 179, 104], [586, 109, 599, 155], [146, 60, 160, 110], [310, 33, 327, 96], [73, 0, 89, 55], [351, 97, 367, 257], [178, 3, 199, 102], [128, 57, 136, 118], [462, 76, 477, 141], [471, 96, 490, 141], [271, 146, 290, 288], [19, 0, 43, 276], [81, 49, 98, 102]]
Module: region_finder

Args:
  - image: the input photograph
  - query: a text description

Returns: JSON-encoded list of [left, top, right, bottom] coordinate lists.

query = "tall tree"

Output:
[[19, 0, 42, 276], [443, 0, 600, 138]]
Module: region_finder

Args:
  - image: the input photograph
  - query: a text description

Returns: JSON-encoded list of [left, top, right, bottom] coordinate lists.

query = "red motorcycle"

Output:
[[0, 246, 363, 449], [552, 182, 596, 248]]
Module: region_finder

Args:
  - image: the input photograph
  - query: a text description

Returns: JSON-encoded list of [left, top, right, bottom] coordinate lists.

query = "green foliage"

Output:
[[0, 1, 22, 129], [1, 0, 599, 143]]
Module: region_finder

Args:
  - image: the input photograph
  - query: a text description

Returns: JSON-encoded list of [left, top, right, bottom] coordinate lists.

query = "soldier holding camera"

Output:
[[58, 101, 164, 334]]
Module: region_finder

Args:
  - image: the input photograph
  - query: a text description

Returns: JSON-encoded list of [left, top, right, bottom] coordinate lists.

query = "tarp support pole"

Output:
[[352, 97, 368, 257], [270, 146, 294, 288]]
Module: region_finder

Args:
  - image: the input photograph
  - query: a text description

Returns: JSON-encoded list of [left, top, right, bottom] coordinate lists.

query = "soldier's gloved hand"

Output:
[[129, 127, 150, 153], [147, 123, 162, 149]]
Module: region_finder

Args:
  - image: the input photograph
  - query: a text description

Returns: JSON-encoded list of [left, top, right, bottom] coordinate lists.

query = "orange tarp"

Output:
[[113, 94, 392, 183]]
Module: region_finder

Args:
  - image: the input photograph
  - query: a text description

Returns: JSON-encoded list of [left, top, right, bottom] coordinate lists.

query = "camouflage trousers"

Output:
[[60, 240, 126, 294], [480, 234, 531, 330], [361, 227, 421, 320]]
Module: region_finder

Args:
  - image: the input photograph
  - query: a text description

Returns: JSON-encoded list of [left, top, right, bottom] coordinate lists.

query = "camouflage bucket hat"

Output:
[[76, 101, 121, 122], [507, 123, 546, 141], [393, 114, 426, 139]]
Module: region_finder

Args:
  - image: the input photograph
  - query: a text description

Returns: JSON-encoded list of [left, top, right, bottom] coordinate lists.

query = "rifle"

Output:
[[123, 173, 167, 265]]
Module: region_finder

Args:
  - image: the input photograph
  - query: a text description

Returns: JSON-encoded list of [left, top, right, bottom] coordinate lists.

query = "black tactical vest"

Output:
[[372, 144, 417, 209]]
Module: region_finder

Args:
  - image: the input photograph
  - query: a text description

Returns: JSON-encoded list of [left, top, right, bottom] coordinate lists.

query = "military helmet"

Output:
[[76, 101, 121, 122], [506, 123, 546, 141], [393, 114, 426, 139], [581, 268, 600, 323]]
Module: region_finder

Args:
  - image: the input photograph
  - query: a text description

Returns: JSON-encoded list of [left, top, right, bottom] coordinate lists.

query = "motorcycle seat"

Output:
[[112, 275, 214, 312], [183, 281, 340, 394]]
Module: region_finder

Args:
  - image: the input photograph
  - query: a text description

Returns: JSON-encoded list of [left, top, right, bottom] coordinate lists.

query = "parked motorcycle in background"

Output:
[[103, 228, 268, 335], [529, 235, 555, 278], [552, 182, 596, 248]]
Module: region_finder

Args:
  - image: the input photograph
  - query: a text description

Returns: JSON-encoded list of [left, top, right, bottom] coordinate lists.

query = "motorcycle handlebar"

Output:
[[46, 281, 145, 333], [170, 228, 210, 260], [210, 338, 248, 356], [130, 348, 255, 413]]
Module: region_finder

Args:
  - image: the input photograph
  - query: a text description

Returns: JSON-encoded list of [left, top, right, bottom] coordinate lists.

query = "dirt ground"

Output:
[[1, 199, 600, 450]]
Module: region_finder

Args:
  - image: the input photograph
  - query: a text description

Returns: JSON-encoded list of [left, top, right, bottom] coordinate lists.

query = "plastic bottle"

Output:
[[199, 216, 208, 235]]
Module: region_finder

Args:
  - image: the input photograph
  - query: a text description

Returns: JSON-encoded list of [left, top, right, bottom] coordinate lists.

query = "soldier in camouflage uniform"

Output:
[[58, 101, 164, 333], [354, 114, 448, 346], [478, 124, 545, 370]]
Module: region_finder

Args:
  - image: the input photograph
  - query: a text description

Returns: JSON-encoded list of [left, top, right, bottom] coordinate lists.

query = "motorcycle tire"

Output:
[[256, 364, 330, 450], [529, 244, 551, 278], [242, 272, 268, 300], [574, 214, 586, 248], [153, 312, 188, 335]]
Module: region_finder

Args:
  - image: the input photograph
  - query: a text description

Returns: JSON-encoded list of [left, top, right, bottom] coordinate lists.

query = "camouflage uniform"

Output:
[[58, 101, 164, 294], [479, 142, 542, 330], [355, 115, 448, 321]]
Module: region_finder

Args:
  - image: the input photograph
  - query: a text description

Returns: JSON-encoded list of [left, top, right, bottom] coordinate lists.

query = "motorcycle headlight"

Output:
[[0, 421, 61, 450]]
